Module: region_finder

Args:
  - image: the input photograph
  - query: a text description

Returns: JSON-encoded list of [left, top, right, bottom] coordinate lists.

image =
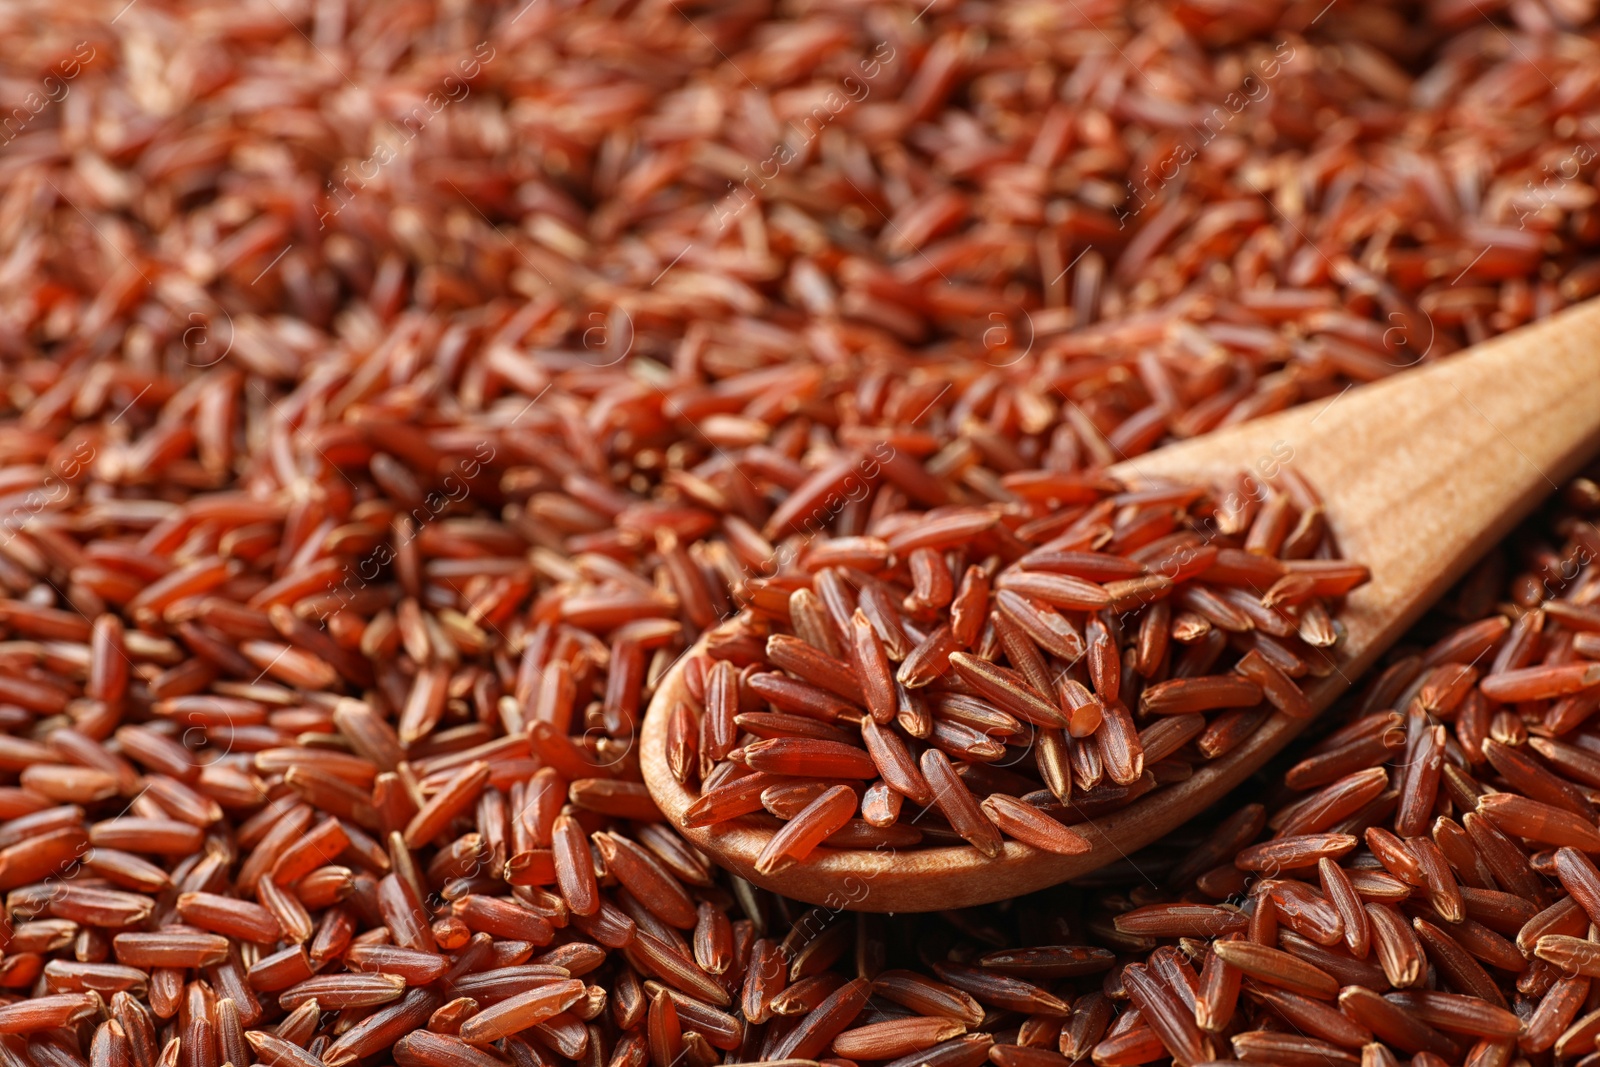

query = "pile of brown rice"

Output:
[[1, 0, 1599, 1065]]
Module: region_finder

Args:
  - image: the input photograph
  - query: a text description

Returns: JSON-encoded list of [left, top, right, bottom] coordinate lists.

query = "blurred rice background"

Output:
[[4, 0, 1600, 457]]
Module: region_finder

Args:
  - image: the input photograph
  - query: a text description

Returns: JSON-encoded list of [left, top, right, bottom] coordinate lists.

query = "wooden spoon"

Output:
[[639, 298, 1600, 912]]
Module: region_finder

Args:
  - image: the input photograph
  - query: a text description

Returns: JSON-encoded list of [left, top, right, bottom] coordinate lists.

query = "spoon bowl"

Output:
[[640, 298, 1600, 911]]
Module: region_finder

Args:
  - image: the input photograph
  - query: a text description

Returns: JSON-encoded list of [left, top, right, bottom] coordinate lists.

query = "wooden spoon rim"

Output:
[[638, 588, 1354, 910]]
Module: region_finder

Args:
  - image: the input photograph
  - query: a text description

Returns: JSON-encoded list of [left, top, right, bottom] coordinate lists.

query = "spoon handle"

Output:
[[1124, 293, 1600, 689]]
